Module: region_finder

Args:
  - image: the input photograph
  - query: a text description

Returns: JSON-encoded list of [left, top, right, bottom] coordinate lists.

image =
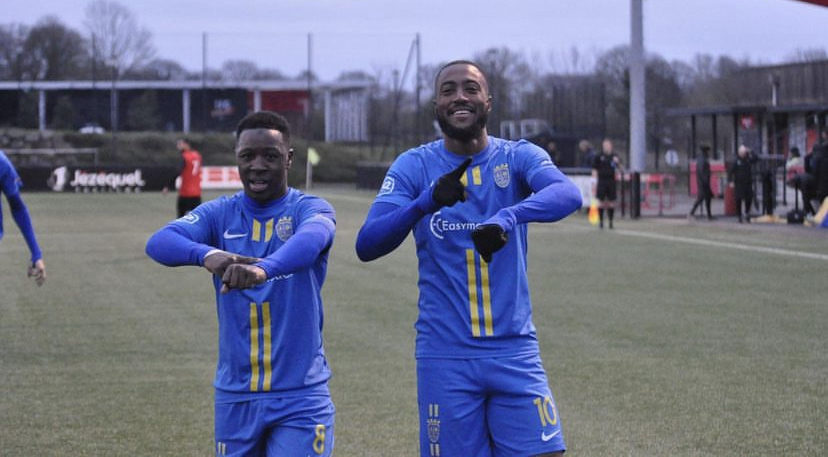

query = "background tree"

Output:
[[83, 0, 155, 78], [473, 47, 531, 134], [51, 95, 77, 129], [125, 58, 188, 80], [0, 23, 32, 80], [221, 59, 259, 82], [125, 90, 160, 130], [24, 16, 87, 80]]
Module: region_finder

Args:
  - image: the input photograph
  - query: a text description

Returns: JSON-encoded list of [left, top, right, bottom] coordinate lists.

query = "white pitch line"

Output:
[[614, 229, 828, 262]]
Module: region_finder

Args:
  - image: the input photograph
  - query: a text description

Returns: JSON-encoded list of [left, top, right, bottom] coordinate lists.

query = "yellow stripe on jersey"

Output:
[[251, 219, 262, 242], [249, 303, 259, 391], [261, 302, 272, 391], [479, 258, 493, 336], [466, 249, 481, 337], [459, 170, 468, 187], [264, 218, 274, 242], [472, 166, 482, 185]]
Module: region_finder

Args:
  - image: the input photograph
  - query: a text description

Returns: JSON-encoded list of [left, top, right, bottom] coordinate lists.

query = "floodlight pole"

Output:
[[629, 0, 646, 218]]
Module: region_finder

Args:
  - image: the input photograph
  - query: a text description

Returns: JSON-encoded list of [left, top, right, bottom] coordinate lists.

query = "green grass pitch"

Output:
[[2, 188, 826, 456]]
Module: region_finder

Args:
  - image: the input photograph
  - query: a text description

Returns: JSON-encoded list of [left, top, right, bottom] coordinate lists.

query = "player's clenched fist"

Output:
[[471, 224, 508, 263], [204, 251, 260, 279], [220, 263, 267, 293]]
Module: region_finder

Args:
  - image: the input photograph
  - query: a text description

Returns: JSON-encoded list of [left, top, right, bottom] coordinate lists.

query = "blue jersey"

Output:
[[0, 150, 23, 240], [375, 137, 558, 359], [167, 189, 334, 401]]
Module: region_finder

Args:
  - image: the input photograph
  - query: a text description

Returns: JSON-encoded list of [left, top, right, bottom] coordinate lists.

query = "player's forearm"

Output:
[[8, 193, 42, 262], [483, 170, 582, 231], [145, 225, 212, 266], [254, 215, 334, 278], [355, 200, 422, 261]]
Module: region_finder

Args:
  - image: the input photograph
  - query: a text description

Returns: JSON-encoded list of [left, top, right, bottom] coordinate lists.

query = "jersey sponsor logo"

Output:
[[177, 213, 200, 224], [429, 211, 479, 240], [494, 163, 510, 188], [276, 216, 293, 241], [378, 176, 395, 196], [541, 429, 561, 442], [223, 229, 247, 239]]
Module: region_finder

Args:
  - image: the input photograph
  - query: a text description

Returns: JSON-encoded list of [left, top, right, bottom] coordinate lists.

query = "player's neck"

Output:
[[443, 132, 489, 156]]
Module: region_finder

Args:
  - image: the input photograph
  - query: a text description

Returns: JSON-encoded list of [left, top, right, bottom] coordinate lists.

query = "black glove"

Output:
[[471, 224, 508, 263], [432, 158, 471, 208]]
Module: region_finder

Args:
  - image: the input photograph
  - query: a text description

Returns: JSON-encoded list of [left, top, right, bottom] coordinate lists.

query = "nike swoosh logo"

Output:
[[541, 430, 560, 442], [223, 229, 247, 239]]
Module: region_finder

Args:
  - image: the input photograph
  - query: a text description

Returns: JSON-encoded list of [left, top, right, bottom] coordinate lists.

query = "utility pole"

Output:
[[629, 0, 647, 217]]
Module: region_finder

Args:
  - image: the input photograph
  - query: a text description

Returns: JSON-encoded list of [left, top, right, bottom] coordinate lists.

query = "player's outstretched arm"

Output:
[[471, 167, 581, 262], [252, 213, 335, 280], [356, 158, 471, 262], [7, 193, 45, 285], [145, 225, 214, 267]]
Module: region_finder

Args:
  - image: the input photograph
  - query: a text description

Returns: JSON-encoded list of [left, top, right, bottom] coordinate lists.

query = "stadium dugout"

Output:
[[0, 79, 371, 142]]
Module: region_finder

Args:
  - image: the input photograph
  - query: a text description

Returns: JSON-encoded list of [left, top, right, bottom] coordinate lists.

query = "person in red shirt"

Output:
[[171, 138, 203, 217]]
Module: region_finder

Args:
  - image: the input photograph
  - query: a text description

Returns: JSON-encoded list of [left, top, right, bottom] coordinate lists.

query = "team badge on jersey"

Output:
[[378, 176, 395, 196], [493, 163, 510, 188], [276, 216, 293, 241]]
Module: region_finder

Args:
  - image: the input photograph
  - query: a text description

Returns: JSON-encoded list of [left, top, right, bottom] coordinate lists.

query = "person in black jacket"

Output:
[[689, 144, 714, 220], [728, 144, 758, 223]]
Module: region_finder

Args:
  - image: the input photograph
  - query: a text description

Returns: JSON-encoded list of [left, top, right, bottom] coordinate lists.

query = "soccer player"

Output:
[[168, 138, 203, 217], [145, 111, 336, 457], [591, 138, 623, 229], [355, 60, 581, 457], [1, 149, 45, 286]]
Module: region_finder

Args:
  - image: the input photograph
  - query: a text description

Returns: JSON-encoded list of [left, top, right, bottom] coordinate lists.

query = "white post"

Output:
[[182, 89, 191, 133], [38, 90, 46, 131], [629, 0, 646, 173]]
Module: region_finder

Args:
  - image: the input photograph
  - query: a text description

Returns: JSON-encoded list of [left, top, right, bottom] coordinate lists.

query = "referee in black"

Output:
[[592, 139, 623, 229]]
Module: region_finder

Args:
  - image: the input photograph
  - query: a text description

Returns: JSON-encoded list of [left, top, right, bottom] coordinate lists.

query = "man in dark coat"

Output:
[[728, 144, 758, 223], [689, 144, 714, 220]]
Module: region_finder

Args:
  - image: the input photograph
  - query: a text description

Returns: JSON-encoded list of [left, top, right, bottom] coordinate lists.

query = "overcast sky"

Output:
[[4, 0, 827, 83]]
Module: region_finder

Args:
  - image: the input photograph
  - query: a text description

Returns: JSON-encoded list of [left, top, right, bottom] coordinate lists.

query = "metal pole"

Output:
[[629, 0, 646, 218], [415, 33, 421, 142], [629, 0, 646, 173], [306, 33, 313, 189]]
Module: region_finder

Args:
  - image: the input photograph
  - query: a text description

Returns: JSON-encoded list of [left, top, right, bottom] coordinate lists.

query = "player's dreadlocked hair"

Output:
[[235, 110, 291, 143]]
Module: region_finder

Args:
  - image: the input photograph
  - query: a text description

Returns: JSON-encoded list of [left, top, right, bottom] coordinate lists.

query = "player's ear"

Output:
[[287, 148, 295, 167]]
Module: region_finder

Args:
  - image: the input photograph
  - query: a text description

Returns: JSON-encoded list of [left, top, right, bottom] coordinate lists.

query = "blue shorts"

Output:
[[214, 394, 335, 457], [417, 353, 565, 457]]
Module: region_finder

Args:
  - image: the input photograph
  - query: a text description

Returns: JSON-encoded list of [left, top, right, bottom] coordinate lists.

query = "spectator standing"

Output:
[[689, 144, 714, 220], [728, 144, 758, 223]]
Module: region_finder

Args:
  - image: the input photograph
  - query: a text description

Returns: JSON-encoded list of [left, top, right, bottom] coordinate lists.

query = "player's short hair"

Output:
[[433, 60, 489, 94], [235, 111, 291, 143]]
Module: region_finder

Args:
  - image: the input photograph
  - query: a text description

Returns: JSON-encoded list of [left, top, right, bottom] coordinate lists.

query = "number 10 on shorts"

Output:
[[533, 395, 558, 427]]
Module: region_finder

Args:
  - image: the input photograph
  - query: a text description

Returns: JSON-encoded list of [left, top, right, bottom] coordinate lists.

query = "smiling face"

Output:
[[235, 128, 293, 203], [433, 62, 491, 143]]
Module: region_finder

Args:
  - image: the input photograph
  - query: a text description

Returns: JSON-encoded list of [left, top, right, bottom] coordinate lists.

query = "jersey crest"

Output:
[[493, 163, 510, 188], [276, 216, 293, 241]]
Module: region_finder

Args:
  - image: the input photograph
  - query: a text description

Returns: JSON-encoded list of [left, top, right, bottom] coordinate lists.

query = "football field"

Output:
[[2, 188, 826, 456]]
